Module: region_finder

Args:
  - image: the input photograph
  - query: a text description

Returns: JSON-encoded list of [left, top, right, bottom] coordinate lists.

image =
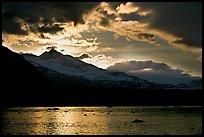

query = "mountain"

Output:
[[1, 46, 200, 91], [177, 79, 202, 89], [23, 49, 162, 89], [190, 79, 202, 86], [1, 46, 202, 106], [0, 45, 54, 93]]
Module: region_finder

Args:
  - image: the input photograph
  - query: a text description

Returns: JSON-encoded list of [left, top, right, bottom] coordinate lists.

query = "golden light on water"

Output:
[[12, 107, 109, 135], [2, 107, 202, 135]]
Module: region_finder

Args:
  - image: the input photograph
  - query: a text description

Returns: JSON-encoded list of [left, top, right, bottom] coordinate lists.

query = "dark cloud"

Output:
[[2, 16, 28, 35], [39, 34, 50, 39], [99, 17, 110, 26], [137, 33, 155, 42], [37, 24, 64, 34], [133, 2, 202, 48], [120, 12, 149, 21], [108, 2, 126, 10], [2, 2, 99, 35], [107, 60, 199, 84], [108, 60, 175, 72], [97, 9, 116, 27], [76, 53, 92, 60], [46, 46, 57, 50]]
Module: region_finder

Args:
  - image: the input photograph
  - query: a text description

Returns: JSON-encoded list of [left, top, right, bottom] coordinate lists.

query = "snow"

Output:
[[22, 50, 202, 89], [23, 51, 143, 83]]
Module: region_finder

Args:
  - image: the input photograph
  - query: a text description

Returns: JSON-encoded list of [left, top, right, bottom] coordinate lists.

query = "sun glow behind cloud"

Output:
[[2, 2, 202, 77]]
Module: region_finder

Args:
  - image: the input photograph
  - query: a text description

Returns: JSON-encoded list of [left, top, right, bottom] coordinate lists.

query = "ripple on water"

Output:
[[2, 106, 202, 135]]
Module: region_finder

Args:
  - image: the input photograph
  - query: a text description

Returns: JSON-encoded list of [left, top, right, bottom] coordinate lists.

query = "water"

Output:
[[2, 106, 202, 135]]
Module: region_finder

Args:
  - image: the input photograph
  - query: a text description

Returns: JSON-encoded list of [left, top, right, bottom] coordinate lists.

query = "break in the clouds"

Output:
[[107, 60, 200, 85], [2, 2, 202, 48], [2, 2, 201, 49], [107, 2, 202, 49]]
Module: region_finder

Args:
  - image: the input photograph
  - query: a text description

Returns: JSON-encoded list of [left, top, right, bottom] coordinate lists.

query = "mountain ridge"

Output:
[[1, 45, 202, 107], [0, 45, 54, 91], [23, 49, 162, 89], [22, 49, 202, 89]]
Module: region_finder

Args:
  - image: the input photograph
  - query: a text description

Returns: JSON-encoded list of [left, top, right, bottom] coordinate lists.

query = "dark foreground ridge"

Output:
[[0, 45, 203, 107]]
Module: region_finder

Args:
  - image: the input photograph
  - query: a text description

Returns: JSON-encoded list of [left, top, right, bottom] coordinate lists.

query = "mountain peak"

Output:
[[40, 49, 63, 59], [48, 49, 62, 55]]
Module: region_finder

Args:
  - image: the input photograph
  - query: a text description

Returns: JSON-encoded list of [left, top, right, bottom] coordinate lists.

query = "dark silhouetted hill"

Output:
[[0, 45, 53, 90]]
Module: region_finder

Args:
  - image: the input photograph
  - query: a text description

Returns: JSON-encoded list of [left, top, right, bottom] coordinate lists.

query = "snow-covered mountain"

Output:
[[23, 49, 159, 89], [22, 49, 202, 89]]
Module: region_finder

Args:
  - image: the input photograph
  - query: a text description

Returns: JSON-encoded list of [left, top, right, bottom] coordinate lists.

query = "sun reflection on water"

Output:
[[2, 106, 202, 135]]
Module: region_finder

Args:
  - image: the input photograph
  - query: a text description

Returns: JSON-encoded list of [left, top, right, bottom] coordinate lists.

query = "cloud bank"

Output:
[[107, 60, 200, 84]]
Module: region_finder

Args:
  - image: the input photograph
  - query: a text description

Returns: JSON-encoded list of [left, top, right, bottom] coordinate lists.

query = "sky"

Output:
[[2, 2, 202, 80]]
